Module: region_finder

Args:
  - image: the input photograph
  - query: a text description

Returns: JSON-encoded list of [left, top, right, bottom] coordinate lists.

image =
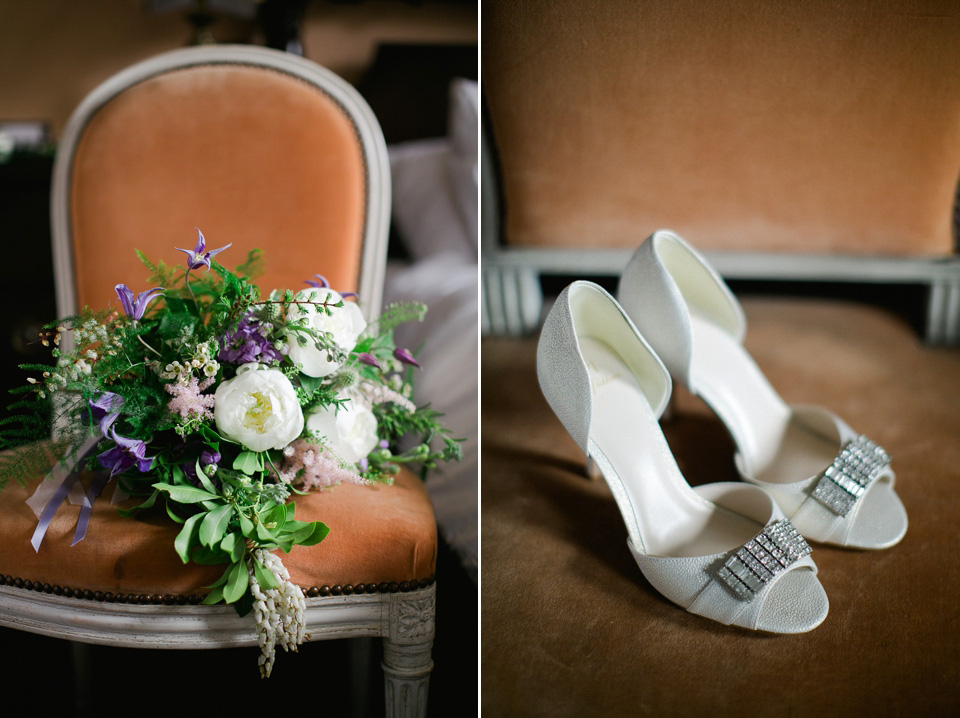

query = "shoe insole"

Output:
[[580, 335, 760, 558], [688, 315, 838, 485]]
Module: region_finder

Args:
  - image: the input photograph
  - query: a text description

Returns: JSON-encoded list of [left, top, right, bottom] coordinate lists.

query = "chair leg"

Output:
[[481, 263, 543, 336], [348, 637, 375, 718], [381, 587, 436, 718], [382, 634, 433, 718], [70, 641, 93, 711]]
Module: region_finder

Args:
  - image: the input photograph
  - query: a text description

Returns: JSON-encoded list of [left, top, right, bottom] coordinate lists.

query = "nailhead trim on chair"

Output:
[[0, 573, 436, 605]]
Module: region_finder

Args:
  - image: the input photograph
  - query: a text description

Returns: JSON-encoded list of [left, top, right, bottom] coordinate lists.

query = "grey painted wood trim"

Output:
[[0, 583, 435, 717], [0, 583, 434, 649], [481, 246, 960, 343]]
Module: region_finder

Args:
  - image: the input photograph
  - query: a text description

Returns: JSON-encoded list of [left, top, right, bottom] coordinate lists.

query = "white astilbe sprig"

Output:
[[248, 549, 308, 677], [356, 380, 416, 412]]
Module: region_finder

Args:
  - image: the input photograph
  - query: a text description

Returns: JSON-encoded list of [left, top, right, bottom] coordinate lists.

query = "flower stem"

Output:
[[184, 268, 197, 305], [136, 335, 163, 357]]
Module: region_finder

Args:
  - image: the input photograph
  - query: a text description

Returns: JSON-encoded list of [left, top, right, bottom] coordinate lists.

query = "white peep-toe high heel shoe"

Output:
[[618, 230, 908, 550], [537, 281, 828, 633]]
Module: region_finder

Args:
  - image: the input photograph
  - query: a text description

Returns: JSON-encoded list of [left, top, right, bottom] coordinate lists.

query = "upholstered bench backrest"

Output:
[[483, 0, 960, 256]]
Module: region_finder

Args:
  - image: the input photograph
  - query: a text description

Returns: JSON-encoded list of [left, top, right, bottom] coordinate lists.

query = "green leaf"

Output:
[[276, 535, 295, 553], [253, 558, 281, 591], [173, 513, 204, 564], [259, 501, 286, 528], [220, 531, 245, 563], [170, 464, 187, 485], [294, 520, 330, 547], [206, 565, 231, 589], [115, 488, 159, 518], [199, 503, 234, 548], [234, 589, 255, 617], [202, 586, 224, 605], [232, 450, 263, 475], [194, 459, 217, 494], [279, 518, 329, 547], [191, 545, 230, 565], [153, 482, 221, 504], [255, 521, 277, 544], [297, 372, 326, 400], [198, 424, 225, 444], [238, 511, 255, 538], [223, 560, 249, 604], [165, 502, 185, 525]]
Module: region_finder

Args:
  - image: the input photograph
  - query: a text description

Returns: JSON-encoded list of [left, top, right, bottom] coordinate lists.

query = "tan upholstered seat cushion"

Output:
[[0, 461, 436, 599], [481, 298, 960, 715]]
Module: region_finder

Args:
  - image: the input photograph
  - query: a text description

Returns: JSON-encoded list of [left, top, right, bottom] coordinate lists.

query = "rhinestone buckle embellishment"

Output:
[[717, 519, 813, 601], [812, 435, 890, 517]]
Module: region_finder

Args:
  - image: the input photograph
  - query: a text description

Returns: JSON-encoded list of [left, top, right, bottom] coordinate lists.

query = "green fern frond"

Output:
[[371, 301, 428, 334], [0, 438, 72, 492], [234, 249, 265, 281], [137, 248, 179, 288]]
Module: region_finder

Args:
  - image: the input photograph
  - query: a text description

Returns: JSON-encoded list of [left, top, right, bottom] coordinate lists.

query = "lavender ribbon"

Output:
[[71, 472, 111, 547], [27, 435, 101, 552], [29, 470, 83, 552]]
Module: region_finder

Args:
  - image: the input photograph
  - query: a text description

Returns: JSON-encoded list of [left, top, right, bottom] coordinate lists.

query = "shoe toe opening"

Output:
[[845, 479, 908, 549], [756, 569, 829, 634]]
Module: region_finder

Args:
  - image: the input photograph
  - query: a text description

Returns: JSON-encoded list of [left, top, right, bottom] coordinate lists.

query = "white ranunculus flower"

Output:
[[306, 395, 379, 466], [214, 363, 304, 452], [286, 287, 366, 378]]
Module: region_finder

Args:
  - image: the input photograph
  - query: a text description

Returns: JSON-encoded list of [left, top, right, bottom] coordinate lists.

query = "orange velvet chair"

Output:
[[481, 0, 960, 343], [0, 45, 437, 717]]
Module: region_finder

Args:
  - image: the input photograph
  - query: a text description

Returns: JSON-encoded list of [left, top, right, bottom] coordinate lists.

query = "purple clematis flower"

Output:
[[358, 352, 382, 370], [304, 273, 357, 299], [176, 229, 231, 271], [393, 347, 421, 369], [98, 429, 154, 477], [90, 392, 124, 437], [116, 284, 163, 320], [305, 273, 330, 288]]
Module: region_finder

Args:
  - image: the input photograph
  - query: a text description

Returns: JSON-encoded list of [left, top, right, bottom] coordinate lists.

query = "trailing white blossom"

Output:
[[249, 549, 307, 678]]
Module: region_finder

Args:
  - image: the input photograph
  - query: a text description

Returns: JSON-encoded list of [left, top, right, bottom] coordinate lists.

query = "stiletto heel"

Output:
[[618, 230, 907, 549], [537, 281, 828, 633]]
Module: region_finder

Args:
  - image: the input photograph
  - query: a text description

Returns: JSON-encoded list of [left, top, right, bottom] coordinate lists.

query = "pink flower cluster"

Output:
[[274, 438, 367, 490], [165, 376, 216, 420]]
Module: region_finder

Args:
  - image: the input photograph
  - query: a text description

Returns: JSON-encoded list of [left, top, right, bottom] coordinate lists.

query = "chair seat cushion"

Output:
[[0, 461, 436, 600]]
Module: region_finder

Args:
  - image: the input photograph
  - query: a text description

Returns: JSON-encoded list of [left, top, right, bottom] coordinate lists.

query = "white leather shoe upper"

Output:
[[618, 230, 908, 550], [537, 281, 828, 633]]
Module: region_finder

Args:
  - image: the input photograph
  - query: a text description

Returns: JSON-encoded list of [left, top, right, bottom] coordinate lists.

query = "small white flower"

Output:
[[214, 363, 304, 452], [306, 393, 379, 466], [285, 288, 366, 378]]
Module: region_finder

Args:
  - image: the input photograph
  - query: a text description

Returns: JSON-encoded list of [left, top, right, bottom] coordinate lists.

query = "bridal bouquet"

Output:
[[0, 230, 461, 675]]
